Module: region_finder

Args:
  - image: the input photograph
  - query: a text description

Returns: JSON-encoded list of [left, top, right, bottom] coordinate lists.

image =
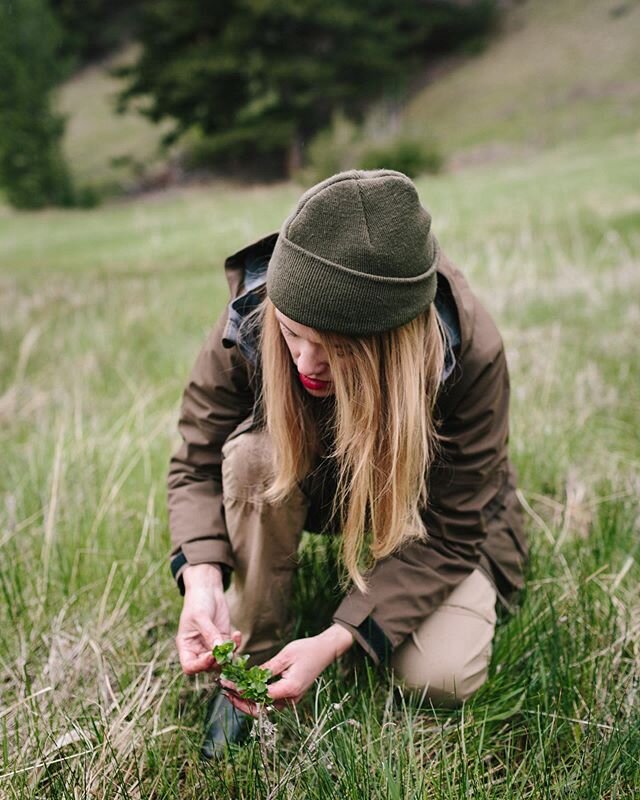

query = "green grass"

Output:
[[401, 0, 640, 163], [0, 134, 639, 797]]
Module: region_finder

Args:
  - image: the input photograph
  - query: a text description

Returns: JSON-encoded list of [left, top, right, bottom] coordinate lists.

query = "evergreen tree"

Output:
[[51, 0, 143, 64], [117, 0, 496, 178], [0, 0, 75, 209]]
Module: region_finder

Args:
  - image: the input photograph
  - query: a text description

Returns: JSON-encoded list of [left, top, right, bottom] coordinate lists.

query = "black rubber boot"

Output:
[[201, 692, 252, 760]]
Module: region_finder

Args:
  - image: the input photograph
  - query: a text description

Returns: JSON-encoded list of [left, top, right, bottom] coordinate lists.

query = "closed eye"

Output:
[[279, 323, 297, 338]]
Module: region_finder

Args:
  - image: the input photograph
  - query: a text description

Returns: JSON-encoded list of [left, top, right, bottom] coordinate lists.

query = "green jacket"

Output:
[[168, 232, 527, 663]]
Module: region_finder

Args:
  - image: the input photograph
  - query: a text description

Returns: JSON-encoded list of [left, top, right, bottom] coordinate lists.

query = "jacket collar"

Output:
[[434, 251, 475, 361], [223, 231, 279, 299]]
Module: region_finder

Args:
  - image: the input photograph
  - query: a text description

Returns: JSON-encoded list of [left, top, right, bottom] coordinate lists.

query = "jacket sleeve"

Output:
[[332, 339, 511, 663], [167, 306, 255, 591]]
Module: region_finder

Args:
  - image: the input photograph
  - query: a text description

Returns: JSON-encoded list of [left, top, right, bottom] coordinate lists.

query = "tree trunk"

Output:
[[286, 130, 303, 178]]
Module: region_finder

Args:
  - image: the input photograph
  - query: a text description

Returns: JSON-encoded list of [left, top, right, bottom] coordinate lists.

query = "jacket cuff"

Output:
[[170, 539, 235, 595], [333, 616, 392, 665], [333, 593, 392, 665]]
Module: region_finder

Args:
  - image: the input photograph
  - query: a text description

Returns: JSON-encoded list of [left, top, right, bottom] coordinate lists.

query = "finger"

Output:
[[221, 685, 244, 703], [220, 679, 261, 705], [272, 695, 301, 711], [232, 630, 242, 648], [260, 652, 290, 676], [219, 677, 239, 693], [223, 691, 261, 719], [196, 617, 227, 650], [267, 677, 302, 702], [180, 650, 216, 675]]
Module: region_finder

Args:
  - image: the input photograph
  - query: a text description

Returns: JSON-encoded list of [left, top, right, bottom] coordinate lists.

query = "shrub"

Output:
[[358, 137, 443, 178], [299, 109, 444, 185], [296, 110, 364, 185]]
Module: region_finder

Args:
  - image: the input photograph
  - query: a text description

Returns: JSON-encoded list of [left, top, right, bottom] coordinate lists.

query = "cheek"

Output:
[[281, 336, 297, 361]]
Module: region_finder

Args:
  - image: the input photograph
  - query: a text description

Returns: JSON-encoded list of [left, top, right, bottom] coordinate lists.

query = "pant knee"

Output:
[[393, 644, 490, 705], [391, 570, 497, 705], [221, 430, 275, 502]]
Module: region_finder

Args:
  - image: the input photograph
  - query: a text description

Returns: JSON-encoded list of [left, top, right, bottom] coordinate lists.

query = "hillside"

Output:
[[54, 0, 640, 190], [400, 0, 640, 166], [55, 47, 174, 192]]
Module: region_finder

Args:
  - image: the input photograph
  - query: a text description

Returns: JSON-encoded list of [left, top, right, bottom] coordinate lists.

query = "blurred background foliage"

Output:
[[114, 0, 495, 181], [0, 0, 497, 207], [0, 0, 638, 208], [0, 0, 76, 208], [50, 0, 143, 64]]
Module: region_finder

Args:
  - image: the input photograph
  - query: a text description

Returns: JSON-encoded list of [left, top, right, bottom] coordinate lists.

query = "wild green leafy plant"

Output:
[[212, 642, 273, 705]]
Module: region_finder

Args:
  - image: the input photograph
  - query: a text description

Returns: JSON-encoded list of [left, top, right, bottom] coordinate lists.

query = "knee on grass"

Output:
[[391, 641, 490, 707]]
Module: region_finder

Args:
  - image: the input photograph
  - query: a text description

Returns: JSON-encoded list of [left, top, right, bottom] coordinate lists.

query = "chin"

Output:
[[304, 385, 334, 397]]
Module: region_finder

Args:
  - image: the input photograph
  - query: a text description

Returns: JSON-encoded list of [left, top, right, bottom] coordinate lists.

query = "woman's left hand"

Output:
[[222, 624, 354, 717]]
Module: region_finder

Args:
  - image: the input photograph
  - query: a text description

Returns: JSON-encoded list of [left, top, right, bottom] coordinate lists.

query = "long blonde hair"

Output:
[[258, 297, 446, 592]]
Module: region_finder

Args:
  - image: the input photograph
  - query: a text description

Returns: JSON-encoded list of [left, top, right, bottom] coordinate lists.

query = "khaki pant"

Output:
[[221, 429, 497, 706]]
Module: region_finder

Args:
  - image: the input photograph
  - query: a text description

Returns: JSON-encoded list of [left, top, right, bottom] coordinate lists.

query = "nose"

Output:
[[296, 342, 329, 378]]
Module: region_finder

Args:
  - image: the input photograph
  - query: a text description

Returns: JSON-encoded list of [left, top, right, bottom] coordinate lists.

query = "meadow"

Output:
[[0, 132, 639, 797]]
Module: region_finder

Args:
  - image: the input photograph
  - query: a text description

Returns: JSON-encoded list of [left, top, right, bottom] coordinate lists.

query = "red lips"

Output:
[[299, 373, 331, 391]]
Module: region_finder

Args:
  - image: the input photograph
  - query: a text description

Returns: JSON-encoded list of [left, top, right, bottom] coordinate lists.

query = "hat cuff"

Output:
[[267, 235, 439, 336]]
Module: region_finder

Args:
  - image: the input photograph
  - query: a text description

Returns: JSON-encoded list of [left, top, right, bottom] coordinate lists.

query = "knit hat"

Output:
[[266, 169, 439, 336]]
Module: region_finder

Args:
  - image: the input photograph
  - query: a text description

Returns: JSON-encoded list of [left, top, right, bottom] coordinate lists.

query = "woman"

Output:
[[167, 169, 527, 756]]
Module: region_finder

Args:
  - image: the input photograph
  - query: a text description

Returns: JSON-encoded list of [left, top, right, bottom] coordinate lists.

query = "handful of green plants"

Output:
[[212, 641, 273, 704]]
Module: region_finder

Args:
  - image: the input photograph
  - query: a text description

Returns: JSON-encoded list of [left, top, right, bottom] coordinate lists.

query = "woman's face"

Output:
[[275, 309, 334, 397]]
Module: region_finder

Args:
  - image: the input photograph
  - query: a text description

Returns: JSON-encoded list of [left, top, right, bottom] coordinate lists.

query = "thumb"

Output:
[[267, 673, 300, 702], [197, 616, 225, 650], [260, 649, 290, 677]]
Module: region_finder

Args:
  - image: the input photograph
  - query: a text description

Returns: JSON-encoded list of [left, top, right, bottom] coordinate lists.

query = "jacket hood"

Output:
[[222, 231, 474, 363], [223, 231, 279, 299]]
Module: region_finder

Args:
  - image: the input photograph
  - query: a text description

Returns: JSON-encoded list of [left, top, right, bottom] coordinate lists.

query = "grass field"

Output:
[[1, 131, 639, 797]]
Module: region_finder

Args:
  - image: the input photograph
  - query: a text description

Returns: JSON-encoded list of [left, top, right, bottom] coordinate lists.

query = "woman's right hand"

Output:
[[176, 563, 241, 675]]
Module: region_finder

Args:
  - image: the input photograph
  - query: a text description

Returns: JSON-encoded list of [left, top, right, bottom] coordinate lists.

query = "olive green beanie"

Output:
[[266, 168, 439, 336]]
